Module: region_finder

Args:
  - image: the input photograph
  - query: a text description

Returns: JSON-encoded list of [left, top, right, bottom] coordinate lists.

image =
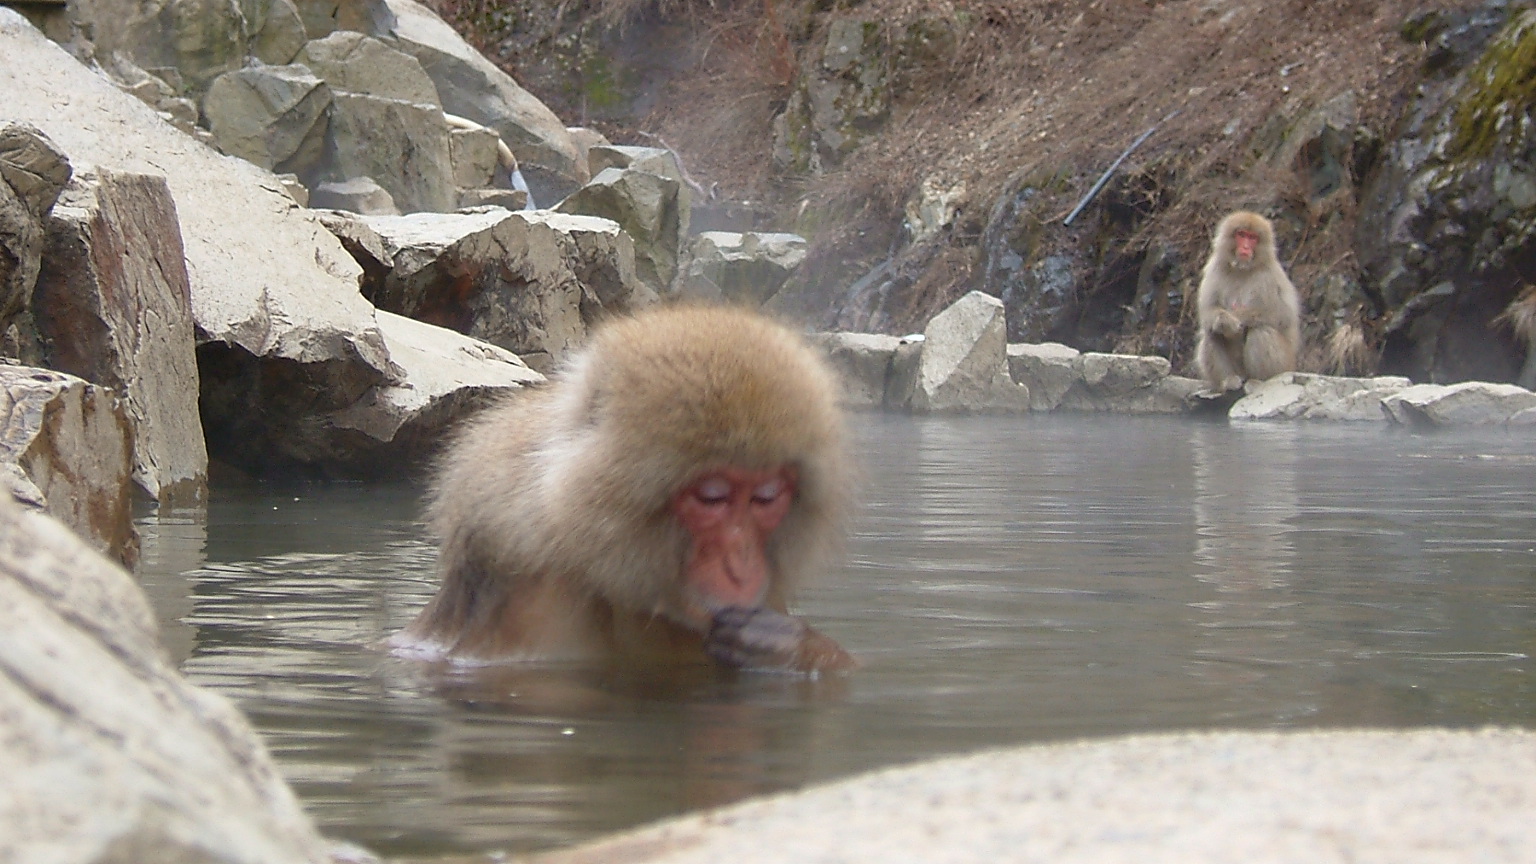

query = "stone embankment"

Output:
[[822, 290, 1536, 426]]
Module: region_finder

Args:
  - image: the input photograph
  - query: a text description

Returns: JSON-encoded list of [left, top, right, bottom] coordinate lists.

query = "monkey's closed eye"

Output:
[[751, 479, 784, 505], [693, 476, 732, 506]]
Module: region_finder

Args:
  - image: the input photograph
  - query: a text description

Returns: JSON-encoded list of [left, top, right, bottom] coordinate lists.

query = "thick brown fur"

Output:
[[397, 304, 853, 666], [1195, 211, 1302, 391]]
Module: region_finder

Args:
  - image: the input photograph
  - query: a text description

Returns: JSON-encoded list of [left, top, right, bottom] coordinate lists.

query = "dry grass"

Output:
[[437, 0, 1483, 353]]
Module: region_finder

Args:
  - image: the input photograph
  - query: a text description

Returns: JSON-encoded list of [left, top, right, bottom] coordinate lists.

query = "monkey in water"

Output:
[[1195, 211, 1302, 392], [390, 304, 856, 674]]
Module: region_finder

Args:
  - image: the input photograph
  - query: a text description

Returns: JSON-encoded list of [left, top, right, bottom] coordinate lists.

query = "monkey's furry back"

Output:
[[427, 304, 854, 616]]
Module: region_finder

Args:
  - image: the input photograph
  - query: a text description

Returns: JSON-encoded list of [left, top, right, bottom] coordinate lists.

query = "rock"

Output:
[[587, 144, 685, 182], [1, 10, 399, 425], [772, 17, 891, 172], [1057, 352, 1193, 414], [0, 493, 333, 864], [202, 64, 332, 180], [326, 91, 456, 213], [385, 0, 586, 204], [1006, 342, 1079, 412], [1382, 381, 1536, 427], [275, 172, 310, 206], [884, 336, 923, 410], [69, 0, 248, 95], [679, 231, 808, 306], [311, 176, 400, 215], [1358, 8, 1536, 384], [567, 126, 612, 165], [528, 209, 652, 313], [1228, 378, 1308, 422], [0, 178, 42, 350], [0, 122, 71, 216], [289, 0, 396, 40], [0, 123, 70, 361], [814, 331, 901, 409], [35, 169, 208, 505], [1252, 90, 1358, 201], [457, 188, 528, 210], [558, 165, 688, 294], [898, 291, 1029, 413], [363, 207, 648, 361], [294, 31, 440, 106], [904, 174, 967, 243], [1229, 373, 1413, 422], [449, 123, 501, 188], [0, 366, 136, 566], [536, 728, 1536, 864], [300, 311, 544, 478], [246, 0, 308, 66], [313, 207, 394, 284]]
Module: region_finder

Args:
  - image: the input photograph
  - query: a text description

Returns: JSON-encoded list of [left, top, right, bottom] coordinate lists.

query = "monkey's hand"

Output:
[[1210, 307, 1244, 338], [706, 607, 858, 674]]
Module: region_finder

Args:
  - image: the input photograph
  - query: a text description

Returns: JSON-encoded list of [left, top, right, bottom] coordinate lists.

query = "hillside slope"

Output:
[[437, 0, 1516, 377]]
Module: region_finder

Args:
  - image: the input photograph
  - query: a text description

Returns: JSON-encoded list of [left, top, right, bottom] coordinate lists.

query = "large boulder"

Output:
[[244, 0, 309, 65], [2, 10, 402, 476], [283, 310, 544, 478], [891, 291, 1029, 413], [1006, 342, 1080, 412], [558, 164, 689, 295], [1056, 352, 1201, 415], [1, 366, 136, 566], [384, 0, 585, 204], [814, 331, 901, 409], [360, 207, 648, 369], [538, 728, 1536, 864], [1382, 381, 1536, 427], [679, 231, 808, 307], [772, 17, 893, 173], [68, 0, 250, 95], [293, 30, 440, 106], [1357, 7, 1536, 385], [0, 494, 334, 864], [202, 64, 333, 180], [289, 0, 396, 41], [326, 90, 456, 213], [0, 122, 71, 362], [311, 176, 399, 214], [35, 168, 208, 504]]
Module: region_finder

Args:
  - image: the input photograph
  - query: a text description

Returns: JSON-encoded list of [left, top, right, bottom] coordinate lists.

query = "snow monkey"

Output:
[[1195, 211, 1302, 392], [391, 304, 857, 674]]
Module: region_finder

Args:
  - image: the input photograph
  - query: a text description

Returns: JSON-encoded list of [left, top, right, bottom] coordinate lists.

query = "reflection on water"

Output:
[[135, 414, 1536, 857]]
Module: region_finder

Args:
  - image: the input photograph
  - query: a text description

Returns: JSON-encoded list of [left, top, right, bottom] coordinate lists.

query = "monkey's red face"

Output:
[[1233, 228, 1259, 263], [672, 465, 797, 626]]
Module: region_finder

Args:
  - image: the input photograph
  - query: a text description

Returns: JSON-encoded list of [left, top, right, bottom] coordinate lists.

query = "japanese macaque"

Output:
[[1195, 211, 1302, 391], [390, 305, 856, 674]]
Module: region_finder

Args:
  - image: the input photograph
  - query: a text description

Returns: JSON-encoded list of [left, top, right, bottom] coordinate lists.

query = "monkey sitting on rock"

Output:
[[390, 304, 857, 675], [1195, 210, 1302, 392]]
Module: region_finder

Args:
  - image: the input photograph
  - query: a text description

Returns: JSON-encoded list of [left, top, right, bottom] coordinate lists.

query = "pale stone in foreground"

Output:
[[0, 495, 332, 864], [537, 728, 1536, 864]]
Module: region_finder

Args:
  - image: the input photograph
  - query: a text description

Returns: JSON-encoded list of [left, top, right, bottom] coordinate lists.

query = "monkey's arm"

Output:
[[706, 607, 858, 674], [1207, 307, 1244, 338]]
